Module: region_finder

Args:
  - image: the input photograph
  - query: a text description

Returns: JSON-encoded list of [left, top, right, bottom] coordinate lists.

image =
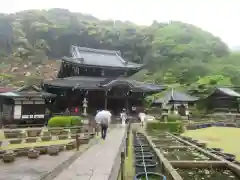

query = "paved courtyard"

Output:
[[53, 127, 126, 180]]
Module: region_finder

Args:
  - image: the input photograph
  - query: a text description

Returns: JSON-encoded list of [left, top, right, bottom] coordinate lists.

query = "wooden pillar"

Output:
[[125, 98, 129, 114], [125, 90, 130, 114], [104, 90, 108, 109]]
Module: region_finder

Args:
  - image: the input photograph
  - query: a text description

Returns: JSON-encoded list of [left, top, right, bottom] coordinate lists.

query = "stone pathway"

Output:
[[53, 127, 126, 180]]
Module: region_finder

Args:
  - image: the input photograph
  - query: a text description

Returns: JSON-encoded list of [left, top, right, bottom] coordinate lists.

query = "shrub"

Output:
[[167, 114, 181, 122], [146, 120, 184, 134], [48, 116, 83, 127]]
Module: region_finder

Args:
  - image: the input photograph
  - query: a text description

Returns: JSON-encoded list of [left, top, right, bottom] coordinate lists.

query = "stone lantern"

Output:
[[82, 98, 88, 116]]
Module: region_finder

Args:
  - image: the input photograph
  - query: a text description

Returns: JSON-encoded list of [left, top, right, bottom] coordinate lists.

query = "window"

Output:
[[22, 104, 45, 115]]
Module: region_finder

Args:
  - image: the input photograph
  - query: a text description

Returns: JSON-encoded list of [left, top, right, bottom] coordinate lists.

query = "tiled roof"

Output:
[[0, 87, 17, 93], [44, 76, 105, 90], [43, 76, 166, 93], [0, 85, 56, 98], [216, 87, 240, 97], [62, 46, 143, 69], [154, 89, 199, 103]]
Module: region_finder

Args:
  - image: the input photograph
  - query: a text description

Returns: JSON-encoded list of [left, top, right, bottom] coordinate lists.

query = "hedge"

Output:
[[167, 114, 182, 122], [48, 116, 83, 127], [146, 120, 184, 134]]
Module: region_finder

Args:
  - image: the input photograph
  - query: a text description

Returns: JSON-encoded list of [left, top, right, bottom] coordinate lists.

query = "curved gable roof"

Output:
[[62, 46, 143, 69]]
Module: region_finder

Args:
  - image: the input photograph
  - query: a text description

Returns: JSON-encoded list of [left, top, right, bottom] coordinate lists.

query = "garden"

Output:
[[0, 116, 95, 163], [142, 114, 240, 180], [162, 147, 212, 161]]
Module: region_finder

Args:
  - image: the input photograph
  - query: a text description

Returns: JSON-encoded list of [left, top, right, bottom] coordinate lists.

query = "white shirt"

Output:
[[139, 112, 146, 122]]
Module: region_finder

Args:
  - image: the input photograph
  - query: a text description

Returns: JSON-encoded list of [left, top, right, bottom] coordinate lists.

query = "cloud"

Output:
[[2, 0, 240, 46]]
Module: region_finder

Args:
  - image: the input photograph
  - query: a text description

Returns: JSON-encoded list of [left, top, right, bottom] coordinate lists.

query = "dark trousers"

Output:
[[100, 124, 108, 140]]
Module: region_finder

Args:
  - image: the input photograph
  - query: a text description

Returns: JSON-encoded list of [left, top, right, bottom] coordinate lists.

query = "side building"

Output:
[[42, 46, 166, 116], [0, 85, 55, 126]]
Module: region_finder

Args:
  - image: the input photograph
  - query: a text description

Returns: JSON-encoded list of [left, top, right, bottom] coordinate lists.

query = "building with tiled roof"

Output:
[[42, 46, 166, 116]]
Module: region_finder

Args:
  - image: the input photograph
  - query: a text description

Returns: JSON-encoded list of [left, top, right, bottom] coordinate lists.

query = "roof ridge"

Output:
[[72, 45, 120, 55]]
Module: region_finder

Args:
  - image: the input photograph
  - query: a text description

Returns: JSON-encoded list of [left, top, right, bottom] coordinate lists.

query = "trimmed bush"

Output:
[[146, 120, 184, 134], [48, 116, 83, 127], [167, 114, 182, 122]]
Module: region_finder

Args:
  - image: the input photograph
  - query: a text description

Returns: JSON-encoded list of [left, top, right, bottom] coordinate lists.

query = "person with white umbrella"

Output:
[[95, 110, 112, 140], [120, 108, 127, 127]]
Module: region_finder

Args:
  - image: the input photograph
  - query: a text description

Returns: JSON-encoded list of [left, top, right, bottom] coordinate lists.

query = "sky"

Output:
[[1, 0, 240, 47]]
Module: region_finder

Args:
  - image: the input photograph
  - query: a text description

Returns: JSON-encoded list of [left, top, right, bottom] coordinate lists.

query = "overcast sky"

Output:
[[2, 0, 240, 47]]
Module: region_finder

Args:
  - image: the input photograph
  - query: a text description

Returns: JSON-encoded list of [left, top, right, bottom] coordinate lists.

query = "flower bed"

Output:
[[176, 167, 240, 180], [162, 148, 212, 161]]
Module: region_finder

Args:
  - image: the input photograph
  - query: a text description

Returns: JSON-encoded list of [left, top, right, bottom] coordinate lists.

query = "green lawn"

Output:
[[182, 127, 240, 160], [0, 130, 5, 140]]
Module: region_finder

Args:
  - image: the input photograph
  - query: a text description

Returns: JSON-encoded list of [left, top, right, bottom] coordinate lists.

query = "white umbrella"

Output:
[[95, 110, 112, 124]]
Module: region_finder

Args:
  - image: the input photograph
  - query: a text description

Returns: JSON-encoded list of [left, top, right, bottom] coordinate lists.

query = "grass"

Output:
[[0, 131, 4, 140], [117, 131, 135, 180], [1, 139, 73, 150], [182, 127, 240, 160], [125, 131, 134, 180]]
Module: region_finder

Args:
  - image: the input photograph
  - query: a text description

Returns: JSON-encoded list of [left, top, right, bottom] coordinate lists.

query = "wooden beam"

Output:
[[145, 133, 184, 180], [162, 146, 192, 149], [168, 133, 240, 177], [170, 160, 226, 168]]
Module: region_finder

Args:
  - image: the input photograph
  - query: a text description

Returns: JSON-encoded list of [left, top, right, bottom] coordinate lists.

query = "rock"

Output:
[[24, 72, 31, 77], [41, 136, 52, 141], [24, 65, 28, 68], [14, 148, 30, 156], [26, 137, 38, 143], [9, 139, 22, 144], [66, 143, 74, 150], [26, 129, 41, 137], [78, 137, 90, 144], [47, 146, 59, 156], [35, 147, 47, 154], [28, 148, 40, 159], [3, 150, 15, 163], [11, 67, 18, 72]]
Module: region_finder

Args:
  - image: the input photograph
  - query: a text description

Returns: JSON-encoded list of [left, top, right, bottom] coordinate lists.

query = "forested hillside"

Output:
[[0, 8, 239, 97]]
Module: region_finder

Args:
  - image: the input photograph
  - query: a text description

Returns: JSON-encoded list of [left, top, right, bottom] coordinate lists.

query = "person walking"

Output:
[[95, 110, 112, 140], [120, 108, 127, 127], [138, 110, 146, 127]]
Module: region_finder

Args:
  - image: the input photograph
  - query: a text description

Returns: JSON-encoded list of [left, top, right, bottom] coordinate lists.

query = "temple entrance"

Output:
[[107, 97, 126, 116], [88, 91, 105, 114], [105, 84, 131, 116]]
